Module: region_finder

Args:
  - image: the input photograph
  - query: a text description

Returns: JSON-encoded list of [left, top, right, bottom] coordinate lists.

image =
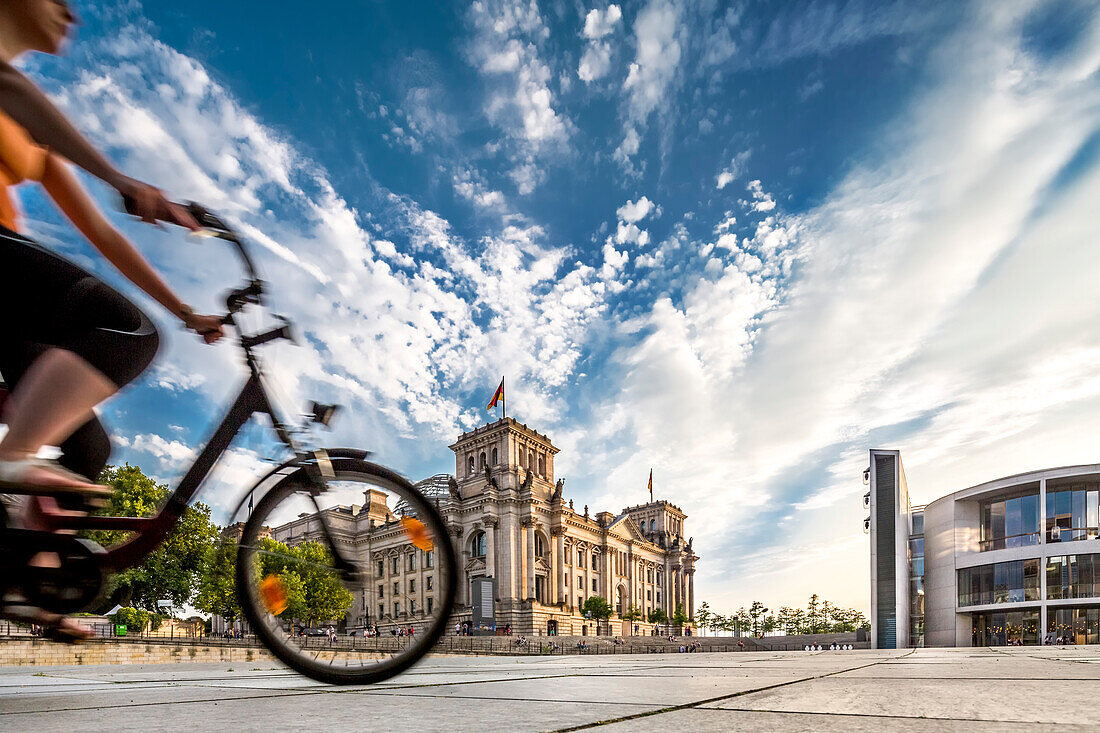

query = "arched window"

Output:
[[472, 532, 487, 558], [534, 533, 546, 558], [479, 451, 486, 469], [538, 456, 545, 477], [491, 447, 498, 465], [649, 519, 656, 532], [529, 451, 536, 470], [467, 455, 475, 475]]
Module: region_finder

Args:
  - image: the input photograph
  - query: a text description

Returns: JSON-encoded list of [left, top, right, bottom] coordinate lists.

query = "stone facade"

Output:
[[270, 417, 698, 636]]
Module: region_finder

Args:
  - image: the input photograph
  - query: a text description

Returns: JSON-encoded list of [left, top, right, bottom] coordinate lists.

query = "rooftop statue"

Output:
[[448, 476, 462, 502]]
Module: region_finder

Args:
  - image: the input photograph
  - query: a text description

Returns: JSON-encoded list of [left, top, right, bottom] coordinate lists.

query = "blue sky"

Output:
[[13, 0, 1100, 614]]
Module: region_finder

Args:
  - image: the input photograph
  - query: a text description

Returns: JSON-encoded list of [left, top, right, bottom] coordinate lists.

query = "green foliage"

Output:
[[647, 607, 668, 624], [87, 464, 218, 611], [110, 606, 164, 632], [621, 604, 642, 623], [582, 595, 613, 621], [695, 602, 711, 635], [748, 600, 769, 637], [254, 538, 353, 624], [194, 538, 242, 622], [672, 603, 689, 626]]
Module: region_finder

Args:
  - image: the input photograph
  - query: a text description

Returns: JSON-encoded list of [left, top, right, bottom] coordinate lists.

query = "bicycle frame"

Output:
[[52, 369, 276, 571]]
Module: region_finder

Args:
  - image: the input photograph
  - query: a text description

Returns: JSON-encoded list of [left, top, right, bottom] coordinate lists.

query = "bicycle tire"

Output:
[[236, 458, 456, 685]]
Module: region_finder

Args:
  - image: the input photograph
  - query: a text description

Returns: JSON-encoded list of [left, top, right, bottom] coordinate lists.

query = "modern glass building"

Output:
[[866, 453, 1100, 647]]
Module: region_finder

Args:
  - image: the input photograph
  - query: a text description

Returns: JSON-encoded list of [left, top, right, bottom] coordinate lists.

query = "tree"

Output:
[[622, 604, 642, 630], [87, 464, 217, 611], [763, 614, 779, 637], [710, 612, 727, 636], [735, 607, 751, 637], [194, 537, 242, 622], [251, 538, 353, 625], [806, 594, 824, 634], [789, 607, 807, 635], [672, 603, 689, 626], [695, 602, 712, 636], [582, 595, 613, 623], [110, 606, 163, 632], [748, 600, 769, 637], [647, 608, 668, 624]]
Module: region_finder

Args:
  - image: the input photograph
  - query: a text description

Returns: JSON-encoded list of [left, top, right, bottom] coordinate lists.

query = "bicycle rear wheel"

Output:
[[236, 459, 456, 685]]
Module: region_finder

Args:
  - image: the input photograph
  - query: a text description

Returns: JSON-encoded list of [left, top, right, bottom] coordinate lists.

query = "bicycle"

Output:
[[0, 204, 457, 684]]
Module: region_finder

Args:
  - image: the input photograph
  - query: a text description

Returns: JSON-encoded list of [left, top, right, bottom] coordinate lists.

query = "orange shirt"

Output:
[[0, 109, 48, 232]]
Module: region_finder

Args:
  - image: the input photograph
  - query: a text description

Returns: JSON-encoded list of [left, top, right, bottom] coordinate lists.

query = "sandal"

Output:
[[0, 456, 112, 497]]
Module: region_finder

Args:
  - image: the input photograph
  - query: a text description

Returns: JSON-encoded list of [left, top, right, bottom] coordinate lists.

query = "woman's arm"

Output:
[[0, 61, 197, 230], [39, 153, 223, 342]]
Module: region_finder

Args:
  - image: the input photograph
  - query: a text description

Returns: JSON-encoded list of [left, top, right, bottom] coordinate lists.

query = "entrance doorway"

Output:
[[547, 619, 558, 636]]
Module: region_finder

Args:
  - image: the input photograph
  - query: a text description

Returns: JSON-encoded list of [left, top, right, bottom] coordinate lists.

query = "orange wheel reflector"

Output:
[[401, 516, 434, 552], [260, 575, 289, 616]]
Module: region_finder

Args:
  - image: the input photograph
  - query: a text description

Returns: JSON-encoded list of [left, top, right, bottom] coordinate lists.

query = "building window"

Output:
[[1046, 554, 1100, 599], [592, 578, 598, 592], [394, 602, 400, 617], [972, 608, 1040, 646], [410, 600, 416, 614], [1046, 480, 1100, 543], [473, 532, 487, 558], [467, 455, 475, 475], [378, 584, 384, 599], [391, 556, 399, 574], [647, 569, 652, 582], [1048, 605, 1100, 645], [409, 578, 416, 593], [647, 590, 651, 601], [479, 451, 486, 469], [656, 571, 662, 584], [492, 447, 498, 465], [979, 488, 1040, 551], [377, 560, 384, 576], [393, 582, 399, 596], [577, 550, 585, 567], [407, 553, 416, 572], [379, 604, 384, 619], [426, 576, 433, 590], [535, 533, 546, 558], [425, 550, 434, 568], [578, 577, 583, 590], [428, 597, 434, 614], [657, 592, 661, 603], [538, 456, 545, 476], [957, 559, 1040, 606]]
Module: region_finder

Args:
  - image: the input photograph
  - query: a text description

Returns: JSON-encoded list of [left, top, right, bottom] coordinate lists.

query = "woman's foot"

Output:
[[0, 456, 110, 496]]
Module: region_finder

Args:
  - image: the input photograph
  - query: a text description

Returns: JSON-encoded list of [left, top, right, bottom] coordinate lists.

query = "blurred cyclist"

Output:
[[0, 0, 223, 638]]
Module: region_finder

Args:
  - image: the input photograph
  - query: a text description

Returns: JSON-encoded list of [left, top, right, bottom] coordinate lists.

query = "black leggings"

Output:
[[0, 226, 159, 480]]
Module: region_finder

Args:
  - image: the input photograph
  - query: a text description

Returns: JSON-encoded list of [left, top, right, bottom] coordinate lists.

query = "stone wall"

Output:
[[0, 638, 274, 667]]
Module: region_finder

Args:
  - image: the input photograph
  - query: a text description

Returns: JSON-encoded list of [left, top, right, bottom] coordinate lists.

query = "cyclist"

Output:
[[0, 0, 223, 637]]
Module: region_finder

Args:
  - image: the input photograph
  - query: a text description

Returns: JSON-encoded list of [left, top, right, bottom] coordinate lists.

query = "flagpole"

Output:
[[503, 375, 506, 420]]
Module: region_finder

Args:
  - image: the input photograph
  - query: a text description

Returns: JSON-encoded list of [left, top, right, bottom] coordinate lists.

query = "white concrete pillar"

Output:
[[555, 532, 565, 604], [485, 520, 496, 579]]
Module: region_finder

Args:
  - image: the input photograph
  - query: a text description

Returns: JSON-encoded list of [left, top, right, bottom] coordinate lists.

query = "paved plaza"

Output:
[[1, 647, 1099, 731]]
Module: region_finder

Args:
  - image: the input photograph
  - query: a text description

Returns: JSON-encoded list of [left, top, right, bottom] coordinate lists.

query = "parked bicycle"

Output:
[[0, 204, 457, 684]]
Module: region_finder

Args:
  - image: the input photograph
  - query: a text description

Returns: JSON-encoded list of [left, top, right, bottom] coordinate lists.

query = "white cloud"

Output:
[[578, 5, 623, 83], [616, 196, 654, 224], [716, 150, 751, 189]]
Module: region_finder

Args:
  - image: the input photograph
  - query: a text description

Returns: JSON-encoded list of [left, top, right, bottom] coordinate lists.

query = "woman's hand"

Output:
[[184, 312, 225, 344], [116, 176, 200, 231]]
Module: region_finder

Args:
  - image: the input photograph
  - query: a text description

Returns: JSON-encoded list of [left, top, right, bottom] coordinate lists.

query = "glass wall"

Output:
[[979, 487, 1040, 551], [971, 608, 1039, 646], [1048, 606, 1100, 645], [908, 511, 925, 648], [957, 559, 1040, 606], [1046, 554, 1100, 599], [1046, 477, 1100, 543]]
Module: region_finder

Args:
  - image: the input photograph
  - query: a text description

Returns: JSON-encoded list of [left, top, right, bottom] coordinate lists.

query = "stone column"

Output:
[[526, 521, 536, 603], [519, 520, 529, 600], [485, 518, 496, 579], [687, 571, 695, 620], [553, 528, 565, 605]]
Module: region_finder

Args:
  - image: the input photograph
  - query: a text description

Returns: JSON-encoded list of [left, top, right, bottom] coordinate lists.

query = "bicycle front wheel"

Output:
[[236, 459, 456, 685]]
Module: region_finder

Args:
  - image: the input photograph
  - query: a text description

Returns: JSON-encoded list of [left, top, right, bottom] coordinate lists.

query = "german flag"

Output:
[[487, 378, 505, 410]]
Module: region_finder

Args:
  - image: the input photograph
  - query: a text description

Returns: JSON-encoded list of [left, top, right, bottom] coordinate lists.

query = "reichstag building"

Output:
[[270, 417, 698, 636], [867, 449, 1100, 648]]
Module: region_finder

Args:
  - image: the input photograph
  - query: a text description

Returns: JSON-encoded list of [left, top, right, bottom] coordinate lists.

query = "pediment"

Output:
[[608, 515, 647, 542], [464, 557, 487, 573]]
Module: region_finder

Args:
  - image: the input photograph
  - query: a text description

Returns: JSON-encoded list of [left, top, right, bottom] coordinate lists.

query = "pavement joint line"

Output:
[[544, 650, 913, 733], [707, 706, 1071, 726], [0, 671, 592, 716]]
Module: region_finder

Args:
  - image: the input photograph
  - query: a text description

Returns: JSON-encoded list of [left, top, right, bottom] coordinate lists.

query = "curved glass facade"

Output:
[[1046, 554, 1100, 599], [979, 488, 1040, 551], [957, 559, 1040, 606], [1047, 605, 1100, 645], [971, 608, 1040, 646]]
